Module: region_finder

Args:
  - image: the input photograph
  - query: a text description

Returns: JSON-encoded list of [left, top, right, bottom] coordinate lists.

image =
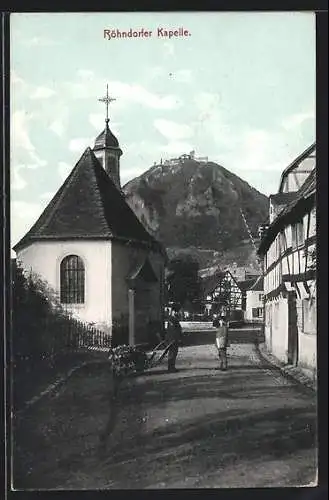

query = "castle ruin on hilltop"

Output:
[[156, 150, 209, 167]]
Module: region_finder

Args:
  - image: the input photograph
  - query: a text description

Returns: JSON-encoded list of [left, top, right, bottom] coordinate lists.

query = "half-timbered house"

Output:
[[258, 143, 316, 374], [202, 270, 243, 318]]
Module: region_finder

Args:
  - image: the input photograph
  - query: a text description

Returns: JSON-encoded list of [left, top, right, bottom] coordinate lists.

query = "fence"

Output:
[[13, 314, 113, 367], [76, 322, 112, 349], [45, 317, 113, 353]]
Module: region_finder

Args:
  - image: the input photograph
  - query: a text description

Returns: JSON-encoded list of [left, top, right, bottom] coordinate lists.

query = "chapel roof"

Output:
[[14, 147, 163, 253], [93, 121, 120, 151]]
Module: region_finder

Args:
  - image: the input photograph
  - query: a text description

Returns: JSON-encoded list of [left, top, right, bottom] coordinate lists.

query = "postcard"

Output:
[[9, 11, 317, 490]]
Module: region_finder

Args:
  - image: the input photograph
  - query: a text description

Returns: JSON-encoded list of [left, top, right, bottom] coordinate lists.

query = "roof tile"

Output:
[[14, 148, 161, 252]]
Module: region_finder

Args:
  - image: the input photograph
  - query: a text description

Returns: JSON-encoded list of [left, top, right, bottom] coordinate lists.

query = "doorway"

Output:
[[287, 291, 299, 365], [134, 283, 155, 344], [127, 257, 159, 346]]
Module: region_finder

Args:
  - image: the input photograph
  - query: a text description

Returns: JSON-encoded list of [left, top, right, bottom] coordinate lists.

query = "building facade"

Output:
[[245, 276, 264, 322], [258, 143, 316, 374], [14, 114, 166, 347], [203, 270, 243, 318]]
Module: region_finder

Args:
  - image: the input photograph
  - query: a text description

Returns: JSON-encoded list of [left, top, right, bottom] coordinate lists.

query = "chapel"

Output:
[[13, 88, 166, 346]]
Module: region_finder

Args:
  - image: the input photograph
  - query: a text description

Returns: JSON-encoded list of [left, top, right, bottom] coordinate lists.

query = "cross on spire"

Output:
[[98, 84, 116, 123]]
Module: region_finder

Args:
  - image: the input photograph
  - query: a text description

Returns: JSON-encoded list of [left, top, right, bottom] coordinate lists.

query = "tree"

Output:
[[166, 257, 202, 312], [12, 264, 73, 361]]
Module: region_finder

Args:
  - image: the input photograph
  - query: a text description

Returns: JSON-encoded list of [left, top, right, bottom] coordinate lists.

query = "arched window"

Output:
[[60, 255, 85, 304]]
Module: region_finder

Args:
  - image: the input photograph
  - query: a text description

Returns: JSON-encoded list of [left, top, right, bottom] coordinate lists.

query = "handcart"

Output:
[[108, 339, 176, 377], [143, 339, 176, 370]]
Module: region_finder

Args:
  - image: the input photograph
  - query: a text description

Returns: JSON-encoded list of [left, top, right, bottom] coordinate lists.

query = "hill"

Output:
[[123, 159, 268, 270]]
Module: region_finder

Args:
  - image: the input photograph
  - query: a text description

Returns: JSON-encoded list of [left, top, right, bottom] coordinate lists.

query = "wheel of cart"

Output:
[[144, 339, 176, 370]]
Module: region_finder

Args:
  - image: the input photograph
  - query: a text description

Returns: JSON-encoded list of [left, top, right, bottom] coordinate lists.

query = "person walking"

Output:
[[165, 307, 183, 373], [214, 315, 229, 371]]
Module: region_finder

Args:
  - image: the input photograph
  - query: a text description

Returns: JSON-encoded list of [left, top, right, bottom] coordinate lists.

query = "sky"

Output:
[[10, 12, 315, 249]]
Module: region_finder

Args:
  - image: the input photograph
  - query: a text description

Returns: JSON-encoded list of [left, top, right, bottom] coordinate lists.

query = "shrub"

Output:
[[12, 264, 81, 363], [108, 345, 148, 377]]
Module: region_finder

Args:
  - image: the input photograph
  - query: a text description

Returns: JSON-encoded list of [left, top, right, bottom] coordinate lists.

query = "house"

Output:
[[226, 263, 260, 283], [245, 276, 264, 322], [238, 278, 259, 311], [258, 144, 316, 374], [202, 270, 243, 318], [13, 109, 166, 347]]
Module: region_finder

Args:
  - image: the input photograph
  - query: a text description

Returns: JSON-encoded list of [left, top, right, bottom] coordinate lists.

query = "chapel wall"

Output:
[[16, 241, 112, 334]]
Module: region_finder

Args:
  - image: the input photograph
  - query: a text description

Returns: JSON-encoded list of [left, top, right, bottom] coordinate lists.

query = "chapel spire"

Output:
[[98, 83, 116, 124], [93, 84, 122, 190]]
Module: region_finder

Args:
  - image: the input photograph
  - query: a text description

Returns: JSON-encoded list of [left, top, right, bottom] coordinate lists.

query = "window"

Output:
[[296, 221, 304, 247], [309, 208, 316, 236], [60, 255, 85, 304], [285, 226, 292, 248], [292, 224, 297, 249], [252, 307, 263, 318], [292, 221, 304, 249]]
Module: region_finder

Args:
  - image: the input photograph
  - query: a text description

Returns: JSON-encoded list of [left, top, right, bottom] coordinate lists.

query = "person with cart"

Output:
[[214, 314, 229, 371], [165, 306, 183, 373]]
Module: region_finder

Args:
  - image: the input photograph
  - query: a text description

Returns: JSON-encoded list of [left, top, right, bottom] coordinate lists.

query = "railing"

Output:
[[14, 316, 113, 365], [77, 324, 112, 349], [55, 318, 112, 350]]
